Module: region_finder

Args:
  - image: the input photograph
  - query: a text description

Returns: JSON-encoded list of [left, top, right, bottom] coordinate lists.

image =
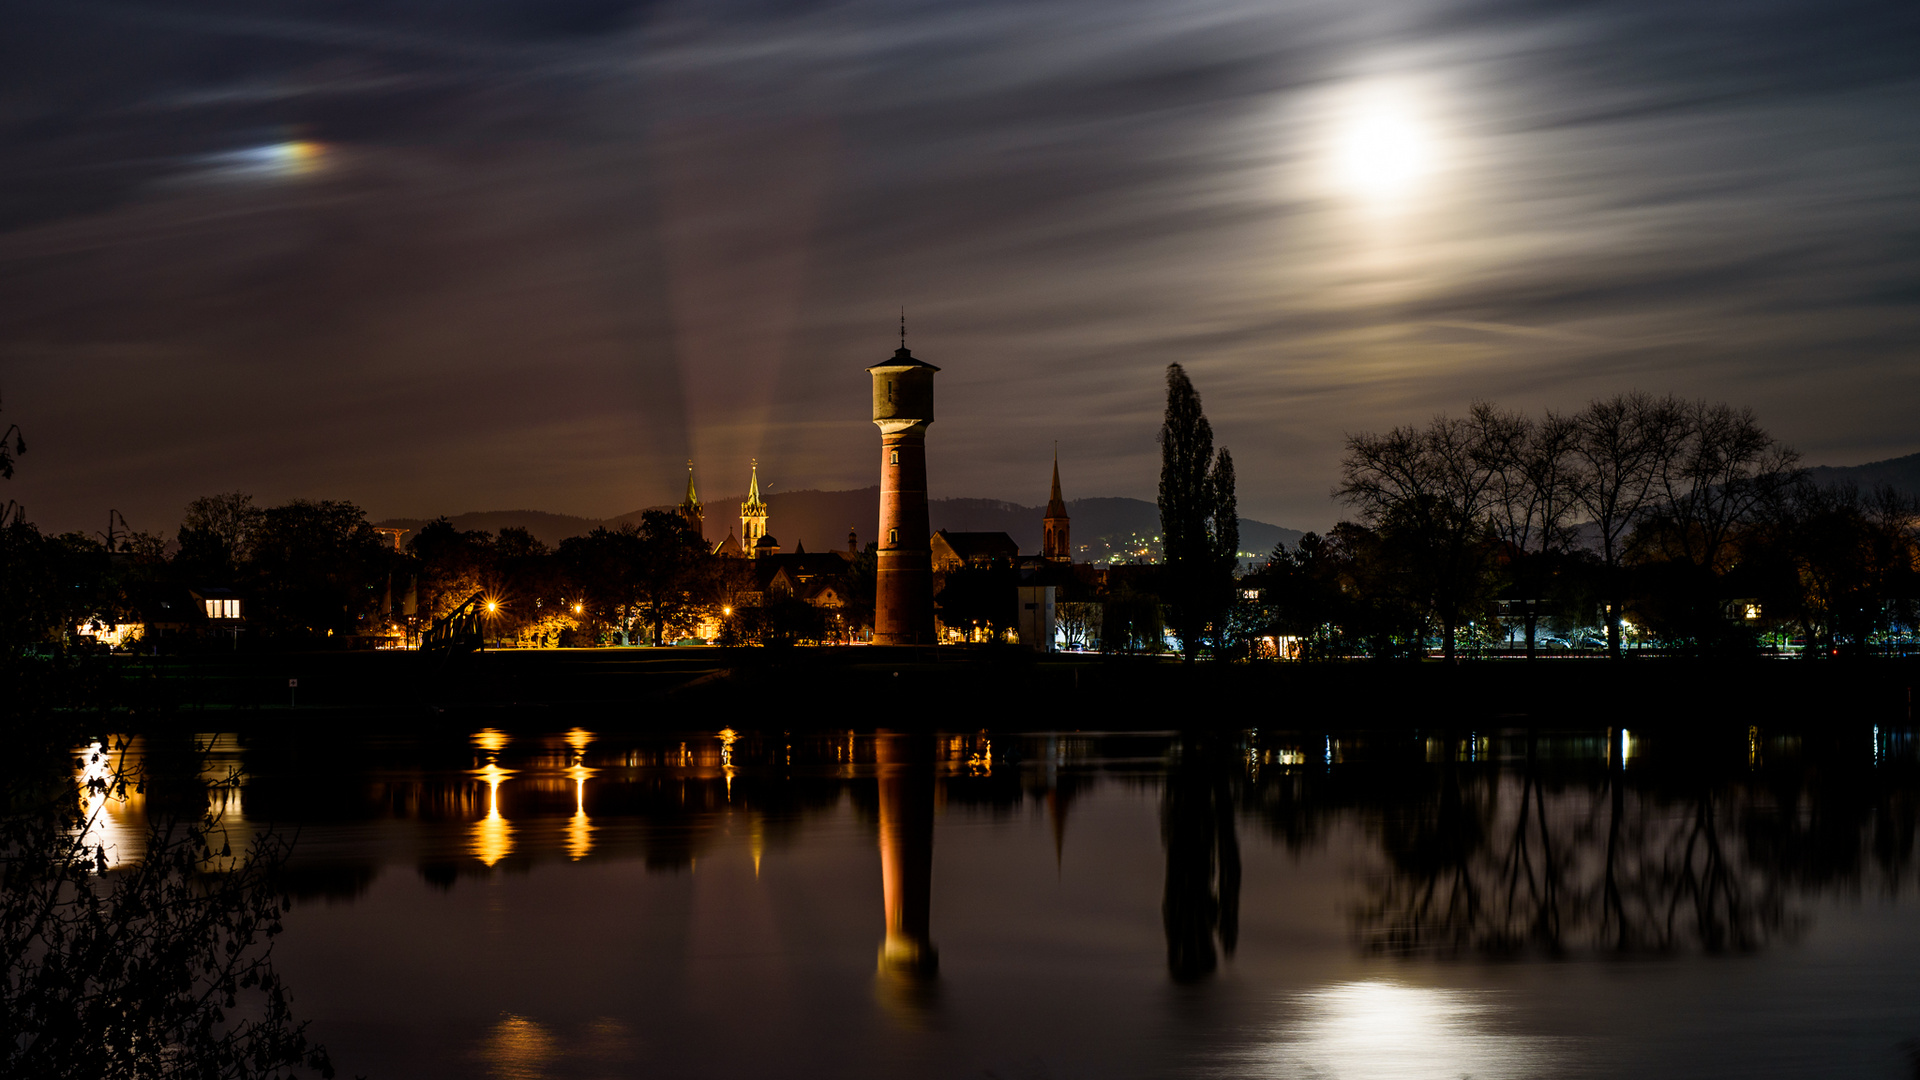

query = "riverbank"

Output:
[[28, 648, 1918, 735]]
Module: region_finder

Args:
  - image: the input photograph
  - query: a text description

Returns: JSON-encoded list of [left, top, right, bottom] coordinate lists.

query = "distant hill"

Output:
[[377, 488, 1303, 562], [1807, 451, 1920, 497], [370, 510, 607, 550]]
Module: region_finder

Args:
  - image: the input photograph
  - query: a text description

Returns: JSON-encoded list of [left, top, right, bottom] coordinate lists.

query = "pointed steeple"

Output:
[[741, 458, 770, 550], [679, 460, 704, 541], [1043, 446, 1071, 563], [1046, 446, 1067, 517]]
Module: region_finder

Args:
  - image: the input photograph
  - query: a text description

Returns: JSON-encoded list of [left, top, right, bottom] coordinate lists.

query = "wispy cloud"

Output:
[[2, 0, 1915, 533]]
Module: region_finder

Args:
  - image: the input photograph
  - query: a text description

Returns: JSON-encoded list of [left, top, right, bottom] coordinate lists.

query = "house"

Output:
[[80, 585, 247, 650], [757, 543, 859, 607], [930, 530, 1019, 571]]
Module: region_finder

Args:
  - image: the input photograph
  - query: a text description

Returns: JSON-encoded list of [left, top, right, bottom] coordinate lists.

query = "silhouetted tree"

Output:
[[176, 493, 262, 583], [1157, 364, 1238, 659], [1484, 408, 1583, 657], [1569, 393, 1688, 657], [1753, 482, 1920, 657], [245, 500, 390, 642], [1098, 570, 1166, 654], [2, 736, 335, 1079], [558, 526, 647, 645], [1639, 400, 1801, 572], [631, 510, 712, 646], [1338, 409, 1509, 659], [0, 391, 24, 483], [407, 518, 495, 622], [1614, 401, 1800, 652]]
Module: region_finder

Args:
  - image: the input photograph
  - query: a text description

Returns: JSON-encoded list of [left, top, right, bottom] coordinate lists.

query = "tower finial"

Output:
[[900, 307, 907, 351]]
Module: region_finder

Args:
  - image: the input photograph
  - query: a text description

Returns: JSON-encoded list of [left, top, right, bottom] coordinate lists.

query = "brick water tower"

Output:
[[869, 337, 939, 645]]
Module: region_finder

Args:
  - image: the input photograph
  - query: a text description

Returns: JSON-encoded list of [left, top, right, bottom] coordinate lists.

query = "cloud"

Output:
[[2, 0, 1916, 534]]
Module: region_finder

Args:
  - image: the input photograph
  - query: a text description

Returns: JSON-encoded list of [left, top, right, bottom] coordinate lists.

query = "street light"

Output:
[[480, 597, 500, 652]]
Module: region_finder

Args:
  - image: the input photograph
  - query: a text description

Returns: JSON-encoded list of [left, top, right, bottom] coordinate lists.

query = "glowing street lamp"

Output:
[[478, 597, 501, 653]]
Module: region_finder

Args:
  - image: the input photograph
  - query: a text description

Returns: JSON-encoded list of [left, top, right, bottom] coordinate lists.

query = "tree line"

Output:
[[1255, 392, 1919, 659], [1, 487, 861, 652]]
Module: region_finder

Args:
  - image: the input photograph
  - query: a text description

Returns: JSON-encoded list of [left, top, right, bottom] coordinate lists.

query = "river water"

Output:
[[76, 724, 1920, 1079]]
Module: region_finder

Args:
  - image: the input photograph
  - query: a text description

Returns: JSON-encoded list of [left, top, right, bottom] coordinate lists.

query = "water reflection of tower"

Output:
[[876, 732, 937, 976]]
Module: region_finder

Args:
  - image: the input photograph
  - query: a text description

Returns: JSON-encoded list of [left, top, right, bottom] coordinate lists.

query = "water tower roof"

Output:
[[868, 346, 939, 372]]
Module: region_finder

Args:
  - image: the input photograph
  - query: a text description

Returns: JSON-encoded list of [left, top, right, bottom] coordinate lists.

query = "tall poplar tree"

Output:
[[1158, 364, 1238, 659]]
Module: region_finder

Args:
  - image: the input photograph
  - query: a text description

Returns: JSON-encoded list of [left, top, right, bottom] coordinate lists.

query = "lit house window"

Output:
[[204, 598, 240, 619]]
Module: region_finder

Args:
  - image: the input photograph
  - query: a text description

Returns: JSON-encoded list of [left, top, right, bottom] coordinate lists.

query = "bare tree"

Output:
[[1338, 409, 1509, 659], [181, 493, 263, 565], [1483, 408, 1583, 656], [1568, 393, 1687, 657], [1639, 400, 1801, 571]]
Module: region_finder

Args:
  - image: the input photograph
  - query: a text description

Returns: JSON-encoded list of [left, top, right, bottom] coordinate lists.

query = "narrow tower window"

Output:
[[887, 381, 895, 403], [889, 528, 899, 544], [890, 449, 900, 466]]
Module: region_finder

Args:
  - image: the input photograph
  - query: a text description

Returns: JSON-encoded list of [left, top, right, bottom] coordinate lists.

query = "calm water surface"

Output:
[[82, 725, 1920, 1079]]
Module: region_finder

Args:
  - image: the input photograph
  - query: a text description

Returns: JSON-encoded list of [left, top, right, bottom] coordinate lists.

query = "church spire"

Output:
[[679, 459, 704, 541], [1043, 447, 1070, 563], [1047, 445, 1066, 517], [741, 458, 770, 552]]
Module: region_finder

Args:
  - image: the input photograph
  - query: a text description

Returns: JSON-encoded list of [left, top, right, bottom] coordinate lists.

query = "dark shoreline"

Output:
[[38, 647, 1920, 736]]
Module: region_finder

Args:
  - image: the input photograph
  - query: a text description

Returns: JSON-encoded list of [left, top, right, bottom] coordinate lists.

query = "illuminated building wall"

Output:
[[869, 345, 938, 644]]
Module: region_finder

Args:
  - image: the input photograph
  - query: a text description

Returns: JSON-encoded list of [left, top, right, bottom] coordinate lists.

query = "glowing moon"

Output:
[[1327, 89, 1437, 206]]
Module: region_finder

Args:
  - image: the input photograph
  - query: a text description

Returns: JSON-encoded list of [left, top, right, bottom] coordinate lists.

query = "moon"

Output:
[[1331, 91, 1435, 205]]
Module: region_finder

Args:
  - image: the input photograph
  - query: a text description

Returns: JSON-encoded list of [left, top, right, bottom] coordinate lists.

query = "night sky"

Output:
[[4, 0, 1916, 536]]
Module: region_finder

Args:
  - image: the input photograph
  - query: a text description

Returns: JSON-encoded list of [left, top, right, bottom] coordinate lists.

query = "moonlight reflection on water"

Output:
[[1258, 980, 1569, 1080]]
